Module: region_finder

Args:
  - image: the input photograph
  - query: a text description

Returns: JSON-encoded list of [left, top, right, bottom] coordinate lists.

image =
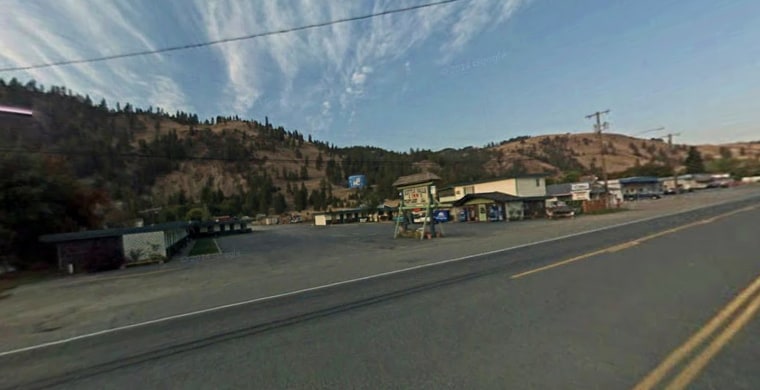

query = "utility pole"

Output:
[[665, 132, 682, 192], [586, 109, 611, 203]]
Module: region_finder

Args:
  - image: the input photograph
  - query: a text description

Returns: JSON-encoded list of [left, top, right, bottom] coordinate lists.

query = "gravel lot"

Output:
[[1, 185, 759, 351]]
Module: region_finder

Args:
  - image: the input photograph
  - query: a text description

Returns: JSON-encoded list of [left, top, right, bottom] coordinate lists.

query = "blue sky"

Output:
[[1, 0, 759, 151]]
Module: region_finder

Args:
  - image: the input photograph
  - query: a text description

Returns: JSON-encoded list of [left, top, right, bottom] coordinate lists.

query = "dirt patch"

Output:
[[0, 271, 58, 295]]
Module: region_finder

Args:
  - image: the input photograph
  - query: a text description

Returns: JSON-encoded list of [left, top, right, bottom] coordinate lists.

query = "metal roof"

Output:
[[546, 183, 572, 196], [39, 221, 190, 243], [392, 172, 441, 188], [452, 192, 523, 206], [619, 176, 661, 184]]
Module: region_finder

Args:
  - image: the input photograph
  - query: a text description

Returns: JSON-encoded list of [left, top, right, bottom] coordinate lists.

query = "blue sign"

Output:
[[348, 175, 367, 189], [433, 210, 450, 222]]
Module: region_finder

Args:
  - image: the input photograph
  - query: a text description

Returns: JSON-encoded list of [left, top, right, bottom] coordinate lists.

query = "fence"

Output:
[[582, 199, 611, 213]]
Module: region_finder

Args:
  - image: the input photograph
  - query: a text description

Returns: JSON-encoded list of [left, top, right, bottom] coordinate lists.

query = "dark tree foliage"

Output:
[[0, 155, 108, 267], [295, 183, 308, 211], [610, 163, 672, 179], [273, 193, 287, 214], [684, 147, 706, 174]]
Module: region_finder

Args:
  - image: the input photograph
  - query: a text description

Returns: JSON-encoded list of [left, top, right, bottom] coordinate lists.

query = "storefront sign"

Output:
[[571, 182, 590, 191]]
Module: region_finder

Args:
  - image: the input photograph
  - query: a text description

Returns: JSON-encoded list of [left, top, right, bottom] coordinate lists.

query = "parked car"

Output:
[[546, 201, 575, 219], [412, 212, 431, 223], [624, 193, 662, 200]]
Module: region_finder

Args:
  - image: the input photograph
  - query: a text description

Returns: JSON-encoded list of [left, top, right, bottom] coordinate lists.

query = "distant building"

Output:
[[546, 181, 605, 202], [659, 173, 717, 192], [39, 222, 191, 273], [313, 207, 373, 226], [40, 219, 251, 273], [619, 176, 664, 200]]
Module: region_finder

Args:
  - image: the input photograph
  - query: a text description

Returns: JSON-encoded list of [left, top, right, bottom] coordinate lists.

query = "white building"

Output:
[[437, 175, 549, 222], [437, 175, 548, 204]]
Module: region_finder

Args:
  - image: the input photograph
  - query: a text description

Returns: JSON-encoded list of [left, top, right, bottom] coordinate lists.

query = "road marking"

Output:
[[632, 272, 760, 390], [0, 198, 758, 358], [511, 205, 758, 280], [606, 241, 640, 253], [510, 247, 614, 279], [665, 291, 760, 390]]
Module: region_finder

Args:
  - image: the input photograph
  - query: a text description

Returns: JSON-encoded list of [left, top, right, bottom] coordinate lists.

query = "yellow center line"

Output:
[[632, 273, 760, 390], [510, 247, 611, 279], [510, 205, 758, 280], [664, 291, 760, 390], [606, 241, 639, 253]]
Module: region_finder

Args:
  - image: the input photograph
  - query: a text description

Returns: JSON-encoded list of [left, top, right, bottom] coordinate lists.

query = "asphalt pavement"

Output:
[[3, 186, 759, 354], [1, 197, 759, 389]]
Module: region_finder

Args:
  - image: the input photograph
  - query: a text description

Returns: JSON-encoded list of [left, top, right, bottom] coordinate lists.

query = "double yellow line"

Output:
[[633, 272, 760, 390], [507, 203, 759, 388]]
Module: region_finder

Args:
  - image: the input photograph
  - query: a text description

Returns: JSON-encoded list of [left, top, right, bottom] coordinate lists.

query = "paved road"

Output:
[[2, 186, 759, 352], [1, 198, 758, 389]]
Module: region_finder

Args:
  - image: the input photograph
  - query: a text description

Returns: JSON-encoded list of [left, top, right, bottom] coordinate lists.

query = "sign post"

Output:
[[392, 173, 443, 240]]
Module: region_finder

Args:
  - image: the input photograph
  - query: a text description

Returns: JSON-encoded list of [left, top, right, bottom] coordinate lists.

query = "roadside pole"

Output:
[[586, 109, 611, 207]]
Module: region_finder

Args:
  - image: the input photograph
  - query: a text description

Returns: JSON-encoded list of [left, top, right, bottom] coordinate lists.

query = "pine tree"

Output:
[[295, 183, 308, 211], [309, 189, 321, 211], [684, 147, 705, 174], [273, 193, 287, 214], [300, 165, 309, 180], [316, 152, 324, 171]]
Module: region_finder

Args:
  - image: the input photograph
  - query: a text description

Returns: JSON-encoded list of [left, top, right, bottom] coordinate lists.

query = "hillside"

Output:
[[0, 78, 498, 226], [2, 77, 760, 266], [487, 133, 760, 180]]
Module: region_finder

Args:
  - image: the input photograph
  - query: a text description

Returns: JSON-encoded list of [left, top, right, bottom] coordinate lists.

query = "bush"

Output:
[[186, 208, 205, 221]]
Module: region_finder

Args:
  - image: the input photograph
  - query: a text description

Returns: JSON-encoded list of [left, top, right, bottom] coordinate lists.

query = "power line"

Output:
[[0, 0, 463, 73], [632, 127, 665, 136]]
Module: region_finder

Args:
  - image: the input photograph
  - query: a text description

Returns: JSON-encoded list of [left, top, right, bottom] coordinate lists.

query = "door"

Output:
[[478, 204, 487, 222]]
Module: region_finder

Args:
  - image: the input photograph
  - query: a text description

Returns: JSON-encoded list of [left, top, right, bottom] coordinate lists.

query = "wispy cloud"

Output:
[[0, 0, 191, 113], [1, 0, 527, 137]]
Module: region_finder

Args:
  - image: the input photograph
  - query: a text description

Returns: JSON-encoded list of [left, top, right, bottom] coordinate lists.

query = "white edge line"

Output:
[[1, 196, 758, 357]]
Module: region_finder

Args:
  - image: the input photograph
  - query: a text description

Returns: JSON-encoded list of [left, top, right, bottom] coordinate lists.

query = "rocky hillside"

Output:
[[2, 76, 759, 227], [486, 133, 760, 179]]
